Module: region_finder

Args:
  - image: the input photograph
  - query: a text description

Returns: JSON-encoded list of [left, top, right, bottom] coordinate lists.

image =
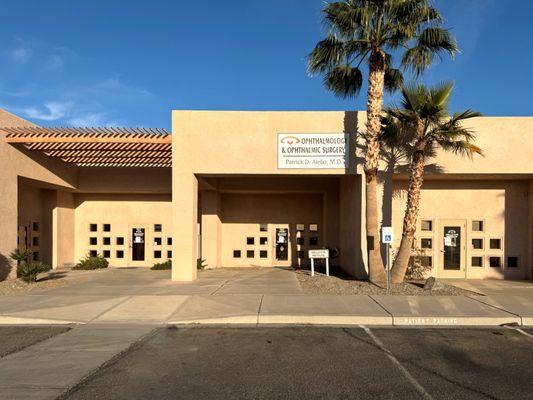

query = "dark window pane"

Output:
[[489, 257, 501, 268], [472, 239, 483, 250], [489, 239, 501, 249], [309, 237, 318, 246], [32, 222, 40, 232], [32, 236, 39, 247], [471, 257, 483, 267], [154, 250, 161, 259], [259, 237, 268, 245], [259, 224, 267, 232], [90, 224, 97, 232], [154, 237, 162, 246], [103, 237, 111, 246], [103, 250, 111, 258], [507, 256, 518, 268], [167, 237, 172, 245], [90, 237, 97, 245], [247, 250, 254, 258], [103, 224, 111, 232], [33, 252, 39, 261], [154, 224, 162, 232], [246, 237, 255, 245], [297, 250, 305, 258], [89, 250, 98, 257], [421, 220, 432, 231], [472, 220, 484, 232], [421, 238, 432, 249], [260, 250, 268, 259], [297, 237, 305, 245], [233, 250, 241, 258], [167, 250, 172, 259], [116, 237, 124, 245], [116, 250, 124, 259]]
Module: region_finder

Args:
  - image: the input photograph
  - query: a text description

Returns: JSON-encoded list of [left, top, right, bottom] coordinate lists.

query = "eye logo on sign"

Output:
[[280, 136, 301, 145]]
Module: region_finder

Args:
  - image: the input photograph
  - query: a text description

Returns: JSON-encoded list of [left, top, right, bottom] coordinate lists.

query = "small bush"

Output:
[[405, 246, 433, 281], [151, 259, 172, 270], [9, 248, 33, 264], [197, 258, 207, 270], [17, 261, 51, 283], [73, 254, 109, 270]]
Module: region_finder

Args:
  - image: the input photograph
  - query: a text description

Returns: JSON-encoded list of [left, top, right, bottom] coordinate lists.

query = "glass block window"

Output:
[[32, 222, 40, 231], [246, 250, 254, 258], [116, 250, 124, 258], [489, 239, 501, 249], [309, 237, 318, 246], [309, 224, 318, 232], [103, 237, 111, 246], [246, 237, 255, 245], [154, 224, 162, 232], [472, 239, 483, 250], [89, 237, 97, 246], [421, 220, 433, 231], [90, 224, 97, 232], [167, 237, 172, 246], [421, 238, 432, 249], [154, 250, 162, 259], [32, 237, 39, 247], [233, 250, 241, 258], [89, 250, 98, 257], [103, 224, 111, 232], [489, 257, 501, 268], [420, 256, 432, 267], [259, 224, 268, 232], [472, 220, 484, 232], [167, 250, 172, 259], [259, 237, 268, 245], [260, 250, 268, 259], [297, 237, 305, 245], [296, 224, 305, 232], [103, 250, 111, 258], [33, 252, 40, 261], [116, 237, 125, 245], [471, 256, 483, 267], [507, 256, 518, 268], [154, 237, 162, 246]]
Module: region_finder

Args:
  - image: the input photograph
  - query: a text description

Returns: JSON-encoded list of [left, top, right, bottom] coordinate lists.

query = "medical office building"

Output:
[[0, 108, 532, 282]]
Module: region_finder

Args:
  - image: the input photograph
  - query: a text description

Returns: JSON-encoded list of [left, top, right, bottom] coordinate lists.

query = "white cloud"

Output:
[[67, 112, 122, 127], [21, 101, 72, 121], [10, 45, 32, 64]]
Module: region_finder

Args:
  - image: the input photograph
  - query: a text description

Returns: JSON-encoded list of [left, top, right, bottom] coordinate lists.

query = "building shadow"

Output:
[[0, 252, 14, 281]]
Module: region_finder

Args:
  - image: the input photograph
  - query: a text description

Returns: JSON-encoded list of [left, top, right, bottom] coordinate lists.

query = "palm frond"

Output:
[[307, 35, 346, 74], [437, 139, 483, 159], [323, 65, 363, 98], [384, 67, 404, 93]]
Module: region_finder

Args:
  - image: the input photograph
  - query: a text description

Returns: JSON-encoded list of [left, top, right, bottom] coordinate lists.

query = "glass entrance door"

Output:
[[438, 220, 466, 278], [130, 227, 146, 265], [271, 224, 291, 266]]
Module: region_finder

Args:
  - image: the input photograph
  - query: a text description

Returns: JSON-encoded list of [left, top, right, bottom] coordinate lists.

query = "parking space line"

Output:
[[504, 325, 533, 338], [360, 325, 433, 400]]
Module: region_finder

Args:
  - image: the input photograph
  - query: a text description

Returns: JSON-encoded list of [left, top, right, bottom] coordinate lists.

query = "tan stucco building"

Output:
[[1, 109, 532, 282]]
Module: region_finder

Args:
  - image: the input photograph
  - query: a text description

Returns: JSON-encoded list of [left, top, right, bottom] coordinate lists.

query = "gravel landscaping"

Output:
[[0, 270, 87, 295], [294, 268, 480, 296]]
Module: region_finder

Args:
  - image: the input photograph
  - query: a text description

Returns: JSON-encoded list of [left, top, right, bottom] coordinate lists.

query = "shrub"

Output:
[[73, 254, 109, 270], [17, 261, 51, 283], [197, 258, 207, 270], [9, 248, 33, 264], [405, 246, 433, 281], [151, 259, 172, 270]]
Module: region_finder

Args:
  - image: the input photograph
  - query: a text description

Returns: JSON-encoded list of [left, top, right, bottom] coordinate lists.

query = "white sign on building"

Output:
[[277, 133, 349, 169]]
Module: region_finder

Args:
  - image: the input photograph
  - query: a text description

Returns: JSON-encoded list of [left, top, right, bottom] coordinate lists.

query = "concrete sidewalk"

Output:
[[0, 268, 531, 327]]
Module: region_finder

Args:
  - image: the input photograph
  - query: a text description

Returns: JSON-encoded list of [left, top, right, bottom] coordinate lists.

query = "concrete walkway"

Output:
[[0, 268, 530, 327]]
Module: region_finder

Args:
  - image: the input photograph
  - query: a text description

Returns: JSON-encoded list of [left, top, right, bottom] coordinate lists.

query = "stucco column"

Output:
[[528, 180, 533, 280], [0, 174, 18, 279], [172, 173, 198, 281], [200, 190, 221, 269], [52, 191, 75, 269]]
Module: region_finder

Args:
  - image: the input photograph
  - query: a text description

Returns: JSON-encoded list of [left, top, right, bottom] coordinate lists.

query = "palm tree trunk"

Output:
[[391, 146, 425, 283], [365, 49, 386, 283]]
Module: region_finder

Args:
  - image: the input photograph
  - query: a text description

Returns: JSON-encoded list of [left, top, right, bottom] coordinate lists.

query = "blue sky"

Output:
[[1, 0, 532, 129]]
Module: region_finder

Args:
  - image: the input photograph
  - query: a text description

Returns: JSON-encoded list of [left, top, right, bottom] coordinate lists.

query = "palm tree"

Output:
[[383, 82, 482, 283], [308, 0, 457, 282]]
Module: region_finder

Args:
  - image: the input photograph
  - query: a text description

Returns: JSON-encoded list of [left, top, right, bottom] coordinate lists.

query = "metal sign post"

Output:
[[381, 227, 394, 295], [309, 249, 330, 276]]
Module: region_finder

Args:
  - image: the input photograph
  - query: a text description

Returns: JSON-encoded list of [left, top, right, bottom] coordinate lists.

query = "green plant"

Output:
[[73, 253, 109, 270], [17, 261, 51, 283], [197, 258, 207, 270], [151, 259, 172, 270], [9, 248, 33, 263], [398, 244, 433, 281], [308, 0, 457, 283]]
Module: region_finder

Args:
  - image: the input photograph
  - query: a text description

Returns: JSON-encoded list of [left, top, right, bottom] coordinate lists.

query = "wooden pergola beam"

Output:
[[5, 136, 171, 144]]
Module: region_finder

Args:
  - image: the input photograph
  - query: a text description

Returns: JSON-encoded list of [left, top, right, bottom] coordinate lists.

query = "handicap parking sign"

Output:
[[382, 227, 393, 244]]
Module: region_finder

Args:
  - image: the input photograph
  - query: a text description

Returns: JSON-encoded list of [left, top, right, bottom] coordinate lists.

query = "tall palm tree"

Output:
[[308, 0, 457, 282], [383, 82, 482, 283]]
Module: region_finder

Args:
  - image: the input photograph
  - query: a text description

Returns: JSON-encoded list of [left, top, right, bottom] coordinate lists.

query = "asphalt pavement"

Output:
[[62, 326, 533, 400]]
